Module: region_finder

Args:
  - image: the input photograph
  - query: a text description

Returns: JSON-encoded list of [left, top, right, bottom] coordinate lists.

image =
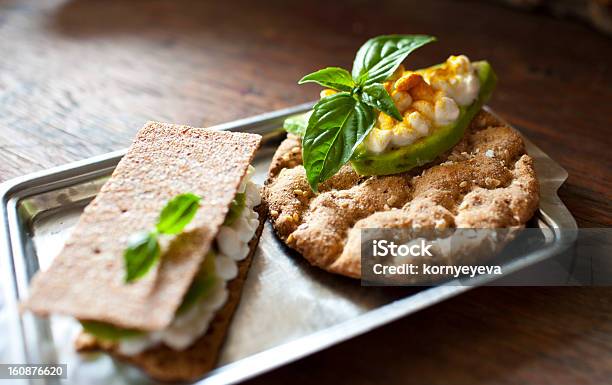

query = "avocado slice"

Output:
[[283, 111, 311, 136], [223, 192, 246, 226], [176, 251, 218, 315], [349, 61, 497, 175], [80, 320, 144, 341]]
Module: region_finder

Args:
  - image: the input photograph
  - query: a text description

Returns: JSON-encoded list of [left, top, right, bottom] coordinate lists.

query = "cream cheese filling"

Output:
[[364, 55, 480, 154], [117, 167, 260, 355]]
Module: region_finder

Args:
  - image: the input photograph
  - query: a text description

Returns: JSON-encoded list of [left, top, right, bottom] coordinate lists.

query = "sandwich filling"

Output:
[[291, 55, 495, 178], [349, 58, 496, 176], [82, 166, 261, 355], [363, 55, 480, 154]]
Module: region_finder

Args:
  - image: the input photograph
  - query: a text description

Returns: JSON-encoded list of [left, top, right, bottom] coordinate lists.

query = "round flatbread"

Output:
[[263, 110, 539, 279]]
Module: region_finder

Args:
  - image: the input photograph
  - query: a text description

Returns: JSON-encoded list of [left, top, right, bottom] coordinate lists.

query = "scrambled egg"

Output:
[[363, 55, 480, 154]]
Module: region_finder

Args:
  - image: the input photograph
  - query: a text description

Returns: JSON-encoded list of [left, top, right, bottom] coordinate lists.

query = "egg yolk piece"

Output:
[[363, 55, 481, 154]]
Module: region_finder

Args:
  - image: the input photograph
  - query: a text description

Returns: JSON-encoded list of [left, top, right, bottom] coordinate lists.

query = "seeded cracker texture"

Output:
[[263, 110, 540, 278], [24, 122, 261, 332]]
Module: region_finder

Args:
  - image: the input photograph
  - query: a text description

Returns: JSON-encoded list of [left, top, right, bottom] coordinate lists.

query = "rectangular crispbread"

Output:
[[24, 121, 261, 331], [75, 204, 267, 382]]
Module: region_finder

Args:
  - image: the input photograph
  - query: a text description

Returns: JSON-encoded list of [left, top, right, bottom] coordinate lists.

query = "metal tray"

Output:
[[0, 103, 577, 385]]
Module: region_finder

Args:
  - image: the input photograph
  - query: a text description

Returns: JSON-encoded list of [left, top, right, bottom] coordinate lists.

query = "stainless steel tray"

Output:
[[0, 103, 577, 385]]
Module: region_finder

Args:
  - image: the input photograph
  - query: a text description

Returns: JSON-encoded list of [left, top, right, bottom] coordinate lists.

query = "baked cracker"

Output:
[[75, 205, 267, 382], [263, 110, 540, 279], [24, 122, 261, 331]]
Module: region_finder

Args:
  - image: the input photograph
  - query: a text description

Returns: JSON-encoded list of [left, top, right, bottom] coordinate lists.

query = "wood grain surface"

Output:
[[1, 0, 611, 384]]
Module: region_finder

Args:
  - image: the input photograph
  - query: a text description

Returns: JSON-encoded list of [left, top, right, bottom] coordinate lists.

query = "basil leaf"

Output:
[[156, 193, 201, 235], [352, 35, 436, 85], [124, 231, 160, 283], [360, 83, 402, 121], [302, 93, 375, 191], [283, 111, 311, 136], [298, 67, 355, 92]]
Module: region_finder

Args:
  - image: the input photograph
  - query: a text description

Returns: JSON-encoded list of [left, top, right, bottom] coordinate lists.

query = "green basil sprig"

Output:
[[352, 35, 436, 85], [302, 93, 374, 190], [297, 35, 435, 191], [124, 193, 201, 283]]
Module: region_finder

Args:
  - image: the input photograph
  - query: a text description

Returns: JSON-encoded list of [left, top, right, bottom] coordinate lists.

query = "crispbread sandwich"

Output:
[[24, 121, 265, 381], [263, 35, 539, 280]]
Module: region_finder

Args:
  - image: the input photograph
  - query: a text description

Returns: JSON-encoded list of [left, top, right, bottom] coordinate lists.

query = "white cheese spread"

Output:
[[117, 166, 260, 355]]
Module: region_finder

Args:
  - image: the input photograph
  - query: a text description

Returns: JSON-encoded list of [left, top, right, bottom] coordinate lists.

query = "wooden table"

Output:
[[1, 0, 611, 384]]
